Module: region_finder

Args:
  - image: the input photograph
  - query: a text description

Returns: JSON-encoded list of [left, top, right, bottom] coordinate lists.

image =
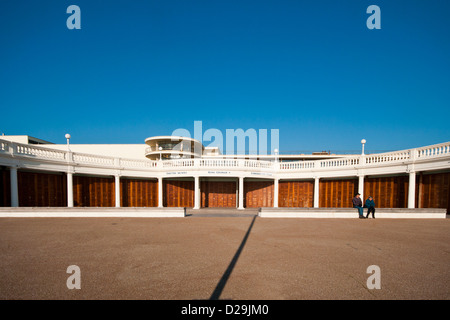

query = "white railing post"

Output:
[[67, 151, 73, 163], [315, 159, 321, 169], [8, 142, 16, 157], [10, 166, 19, 207], [410, 148, 417, 162], [194, 158, 200, 170], [360, 154, 366, 166], [272, 161, 278, 172], [238, 159, 245, 171]]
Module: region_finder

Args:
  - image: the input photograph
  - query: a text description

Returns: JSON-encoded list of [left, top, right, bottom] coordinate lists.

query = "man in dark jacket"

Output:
[[365, 196, 376, 218], [352, 193, 366, 219]]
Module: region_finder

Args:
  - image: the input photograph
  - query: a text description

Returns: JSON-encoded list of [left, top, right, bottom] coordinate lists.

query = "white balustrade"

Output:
[[1, 138, 449, 174], [200, 159, 239, 167], [72, 153, 115, 166], [244, 160, 273, 169], [417, 142, 450, 158], [15, 144, 66, 160], [365, 150, 410, 164], [0, 141, 8, 152], [279, 161, 315, 170], [120, 158, 158, 169], [162, 159, 195, 168], [319, 157, 359, 168]]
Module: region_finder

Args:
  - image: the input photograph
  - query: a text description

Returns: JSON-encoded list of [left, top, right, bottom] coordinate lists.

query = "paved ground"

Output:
[[0, 216, 449, 300]]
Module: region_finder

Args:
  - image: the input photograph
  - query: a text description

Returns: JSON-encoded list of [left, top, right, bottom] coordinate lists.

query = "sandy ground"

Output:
[[0, 216, 449, 300]]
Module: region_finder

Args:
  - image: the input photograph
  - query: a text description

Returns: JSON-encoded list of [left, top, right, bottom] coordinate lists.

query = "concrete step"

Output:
[[186, 208, 259, 217], [259, 207, 447, 219], [0, 207, 186, 217]]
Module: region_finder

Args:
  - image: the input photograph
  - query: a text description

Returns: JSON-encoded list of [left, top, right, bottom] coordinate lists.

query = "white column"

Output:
[[408, 171, 416, 208], [236, 179, 239, 208], [194, 176, 200, 209], [115, 175, 121, 207], [238, 177, 244, 210], [273, 178, 279, 208], [358, 175, 364, 200], [314, 177, 320, 208], [67, 172, 73, 207], [10, 167, 18, 207], [158, 177, 163, 208]]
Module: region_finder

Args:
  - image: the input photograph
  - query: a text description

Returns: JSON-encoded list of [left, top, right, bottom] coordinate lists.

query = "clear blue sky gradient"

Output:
[[1, 0, 449, 153]]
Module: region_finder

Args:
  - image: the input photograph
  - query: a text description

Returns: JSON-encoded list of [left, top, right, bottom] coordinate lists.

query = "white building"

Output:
[[0, 135, 449, 214]]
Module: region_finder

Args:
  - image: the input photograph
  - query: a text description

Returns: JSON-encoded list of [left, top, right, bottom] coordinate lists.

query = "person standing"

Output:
[[365, 196, 376, 218], [352, 193, 366, 219]]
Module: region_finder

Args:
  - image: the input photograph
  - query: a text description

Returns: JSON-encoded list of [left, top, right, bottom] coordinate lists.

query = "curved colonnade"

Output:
[[0, 139, 449, 213]]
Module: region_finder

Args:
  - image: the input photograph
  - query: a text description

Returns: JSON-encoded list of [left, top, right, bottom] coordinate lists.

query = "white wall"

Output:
[[44, 144, 148, 160], [0, 136, 30, 144]]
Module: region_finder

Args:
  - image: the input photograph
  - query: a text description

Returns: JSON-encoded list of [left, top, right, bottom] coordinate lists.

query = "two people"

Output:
[[352, 193, 376, 219]]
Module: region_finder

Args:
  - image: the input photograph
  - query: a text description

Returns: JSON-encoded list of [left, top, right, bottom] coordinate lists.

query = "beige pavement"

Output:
[[0, 217, 449, 300]]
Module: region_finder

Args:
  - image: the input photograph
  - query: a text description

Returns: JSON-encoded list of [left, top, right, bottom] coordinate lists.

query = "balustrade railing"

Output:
[[72, 153, 115, 166], [279, 161, 315, 170], [365, 150, 410, 164], [244, 159, 273, 169], [119, 158, 158, 169], [417, 142, 450, 158], [200, 159, 239, 167], [319, 157, 359, 168], [162, 159, 195, 168], [15, 144, 66, 160], [0, 141, 9, 152], [1, 138, 449, 173]]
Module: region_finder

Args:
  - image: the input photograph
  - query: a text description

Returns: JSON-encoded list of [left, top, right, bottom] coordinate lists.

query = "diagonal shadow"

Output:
[[209, 215, 257, 300]]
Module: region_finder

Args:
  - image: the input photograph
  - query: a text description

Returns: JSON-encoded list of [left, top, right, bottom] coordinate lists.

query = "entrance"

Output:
[[201, 179, 237, 208]]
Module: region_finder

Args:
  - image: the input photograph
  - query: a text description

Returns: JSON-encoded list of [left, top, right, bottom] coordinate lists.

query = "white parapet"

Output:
[[0, 207, 186, 218], [258, 208, 447, 219]]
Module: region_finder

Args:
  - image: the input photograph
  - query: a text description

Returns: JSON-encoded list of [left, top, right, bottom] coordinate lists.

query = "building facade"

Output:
[[0, 135, 449, 213]]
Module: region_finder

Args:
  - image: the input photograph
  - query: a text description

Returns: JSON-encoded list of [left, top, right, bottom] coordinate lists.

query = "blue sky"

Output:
[[0, 0, 449, 154]]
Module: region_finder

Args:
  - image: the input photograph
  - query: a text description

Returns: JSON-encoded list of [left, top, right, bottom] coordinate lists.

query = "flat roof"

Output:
[[144, 136, 202, 144], [0, 135, 54, 144]]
